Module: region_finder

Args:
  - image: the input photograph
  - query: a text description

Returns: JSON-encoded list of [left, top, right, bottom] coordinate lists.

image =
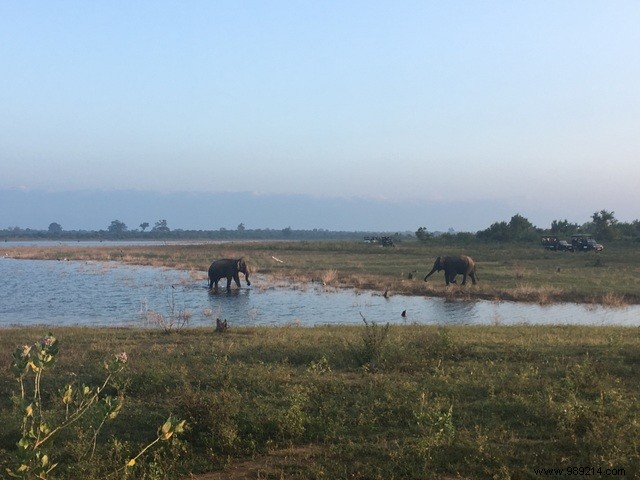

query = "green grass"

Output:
[[1, 325, 639, 479], [2, 241, 639, 477]]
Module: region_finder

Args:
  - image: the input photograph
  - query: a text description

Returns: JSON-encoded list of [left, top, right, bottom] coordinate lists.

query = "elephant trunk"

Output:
[[237, 259, 251, 286], [424, 268, 437, 282]]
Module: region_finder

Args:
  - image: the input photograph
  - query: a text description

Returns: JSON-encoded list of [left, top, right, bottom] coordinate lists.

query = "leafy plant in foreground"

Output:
[[6, 333, 185, 479]]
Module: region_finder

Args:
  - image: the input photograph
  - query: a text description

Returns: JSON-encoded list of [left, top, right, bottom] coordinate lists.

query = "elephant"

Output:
[[208, 258, 251, 292], [424, 255, 477, 286]]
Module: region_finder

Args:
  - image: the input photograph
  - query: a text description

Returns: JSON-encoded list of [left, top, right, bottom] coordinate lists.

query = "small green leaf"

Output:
[[62, 385, 72, 404], [174, 420, 186, 434], [108, 400, 123, 420], [161, 420, 171, 434], [159, 419, 173, 440]]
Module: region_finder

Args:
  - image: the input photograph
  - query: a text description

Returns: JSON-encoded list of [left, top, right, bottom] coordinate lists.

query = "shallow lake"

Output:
[[1, 258, 639, 328]]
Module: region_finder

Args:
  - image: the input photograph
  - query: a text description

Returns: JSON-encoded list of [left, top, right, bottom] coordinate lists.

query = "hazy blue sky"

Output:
[[1, 1, 639, 229]]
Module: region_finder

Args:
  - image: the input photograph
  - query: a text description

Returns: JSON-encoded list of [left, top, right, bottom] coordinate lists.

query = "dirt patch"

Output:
[[186, 445, 323, 480], [184, 445, 474, 480]]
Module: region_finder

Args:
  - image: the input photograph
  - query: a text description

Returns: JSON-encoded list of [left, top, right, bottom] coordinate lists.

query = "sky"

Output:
[[1, 1, 639, 231]]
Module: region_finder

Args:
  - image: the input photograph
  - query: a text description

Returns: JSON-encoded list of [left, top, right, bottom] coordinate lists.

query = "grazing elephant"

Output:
[[424, 255, 477, 286], [208, 258, 251, 292]]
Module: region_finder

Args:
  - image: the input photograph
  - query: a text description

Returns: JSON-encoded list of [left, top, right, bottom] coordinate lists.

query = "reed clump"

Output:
[[600, 292, 628, 307], [511, 284, 563, 304]]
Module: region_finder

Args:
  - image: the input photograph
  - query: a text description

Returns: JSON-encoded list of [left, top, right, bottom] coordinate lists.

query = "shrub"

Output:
[[351, 315, 390, 372], [4, 333, 185, 479]]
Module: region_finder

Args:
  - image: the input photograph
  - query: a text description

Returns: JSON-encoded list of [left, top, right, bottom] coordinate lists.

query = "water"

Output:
[[1, 258, 638, 328]]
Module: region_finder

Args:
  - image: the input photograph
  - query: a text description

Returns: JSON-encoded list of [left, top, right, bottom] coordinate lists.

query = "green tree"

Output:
[[591, 210, 618, 241], [152, 219, 170, 232], [550, 219, 579, 236], [617, 219, 640, 240], [415, 227, 432, 241], [476, 214, 538, 242], [508, 214, 538, 241], [48, 222, 62, 234], [139, 222, 150, 232], [476, 221, 510, 242], [107, 220, 128, 233]]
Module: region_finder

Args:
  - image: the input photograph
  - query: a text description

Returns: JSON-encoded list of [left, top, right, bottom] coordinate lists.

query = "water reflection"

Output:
[[434, 300, 480, 325], [1, 258, 638, 328]]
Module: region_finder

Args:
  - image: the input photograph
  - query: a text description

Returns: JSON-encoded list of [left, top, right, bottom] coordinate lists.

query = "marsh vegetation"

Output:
[[4, 240, 640, 305]]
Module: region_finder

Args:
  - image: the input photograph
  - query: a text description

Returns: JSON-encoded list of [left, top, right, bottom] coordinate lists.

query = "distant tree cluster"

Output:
[[416, 210, 640, 243], [476, 214, 538, 242], [3, 210, 639, 243], [0, 219, 392, 242]]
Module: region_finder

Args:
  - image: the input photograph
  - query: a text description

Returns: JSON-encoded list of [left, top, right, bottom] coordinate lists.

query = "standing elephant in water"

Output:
[[208, 258, 251, 292], [424, 255, 478, 286]]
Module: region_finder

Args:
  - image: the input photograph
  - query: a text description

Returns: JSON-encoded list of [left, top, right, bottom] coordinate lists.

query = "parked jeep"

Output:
[[571, 234, 604, 252], [557, 240, 574, 252], [541, 235, 560, 250], [541, 236, 574, 252]]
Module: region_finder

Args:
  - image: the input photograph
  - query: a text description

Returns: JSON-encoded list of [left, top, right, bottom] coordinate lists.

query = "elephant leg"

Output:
[[444, 272, 450, 286], [226, 276, 233, 292], [213, 280, 219, 293], [233, 273, 241, 288], [470, 272, 477, 285], [461, 273, 467, 285]]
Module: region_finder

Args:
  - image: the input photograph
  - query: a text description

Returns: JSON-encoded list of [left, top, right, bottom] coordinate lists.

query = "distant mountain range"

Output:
[[1, 188, 516, 233]]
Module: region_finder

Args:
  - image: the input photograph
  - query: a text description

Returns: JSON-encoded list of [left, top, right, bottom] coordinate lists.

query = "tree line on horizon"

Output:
[[1, 210, 639, 243], [0, 219, 382, 241], [416, 210, 640, 243]]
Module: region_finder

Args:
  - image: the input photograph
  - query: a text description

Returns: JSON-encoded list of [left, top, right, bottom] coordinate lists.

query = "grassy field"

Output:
[[2, 241, 639, 478], [1, 326, 638, 479], [4, 239, 640, 304]]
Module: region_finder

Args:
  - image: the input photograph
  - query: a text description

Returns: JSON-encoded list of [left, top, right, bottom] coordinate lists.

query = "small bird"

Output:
[[401, 310, 407, 318]]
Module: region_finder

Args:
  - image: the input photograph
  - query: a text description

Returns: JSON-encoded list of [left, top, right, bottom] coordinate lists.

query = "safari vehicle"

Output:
[[571, 234, 604, 252], [541, 236, 574, 252], [557, 240, 574, 252], [363, 236, 395, 247], [541, 235, 560, 250]]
